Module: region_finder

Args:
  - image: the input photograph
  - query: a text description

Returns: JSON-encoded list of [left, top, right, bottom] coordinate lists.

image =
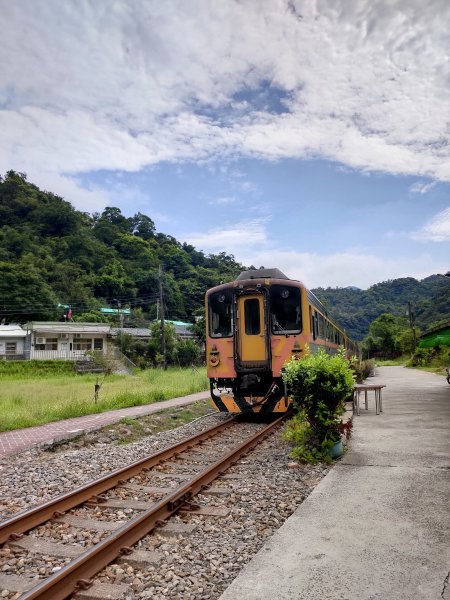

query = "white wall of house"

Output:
[[0, 325, 27, 358], [28, 323, 110, 361], [0, 337, 25, 356]]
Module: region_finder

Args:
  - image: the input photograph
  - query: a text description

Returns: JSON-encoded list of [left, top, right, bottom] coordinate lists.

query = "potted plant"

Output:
[[283, 348, 355, 463]]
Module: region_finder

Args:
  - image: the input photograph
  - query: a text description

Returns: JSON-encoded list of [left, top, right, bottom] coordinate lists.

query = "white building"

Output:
[[0, 325, 27, 359], [27, 322, 111, 360]]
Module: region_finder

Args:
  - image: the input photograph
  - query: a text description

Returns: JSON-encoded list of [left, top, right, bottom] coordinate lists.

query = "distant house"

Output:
[[110, 327, 151, 342], [164, 320, 194, 340], [0, 325, 27, 360], [419, 322, 450, 348], [27, 322, 111, 360]]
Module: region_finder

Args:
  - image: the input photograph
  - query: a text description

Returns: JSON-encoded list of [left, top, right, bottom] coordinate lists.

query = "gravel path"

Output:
[[0, 414, 329, 599]]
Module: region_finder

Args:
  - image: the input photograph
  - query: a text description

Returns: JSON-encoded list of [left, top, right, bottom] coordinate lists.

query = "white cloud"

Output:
[[185, 218, 269, 251], [411, 206, 450, 242], [1, 0, 450, 209], [409, 181, 437, 194], [184, 217, 446, 288], [238, 248, 446, 289]]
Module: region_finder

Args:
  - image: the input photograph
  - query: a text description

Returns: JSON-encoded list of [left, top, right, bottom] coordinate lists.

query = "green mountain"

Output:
[[312, 276, 450, 340], [0, 171, 243, 324]]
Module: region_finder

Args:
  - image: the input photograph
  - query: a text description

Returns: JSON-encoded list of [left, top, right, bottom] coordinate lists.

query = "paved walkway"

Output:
[[220, 367, 450, 600], [0, 391, 210, 457]]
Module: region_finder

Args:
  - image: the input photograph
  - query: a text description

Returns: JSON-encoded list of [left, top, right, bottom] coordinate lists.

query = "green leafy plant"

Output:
[[349, 357, 375, 383], [283, 348, 355, 463]]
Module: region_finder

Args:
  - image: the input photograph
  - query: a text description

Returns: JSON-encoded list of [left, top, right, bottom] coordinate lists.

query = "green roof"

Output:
[[419, 325, 450, 348]]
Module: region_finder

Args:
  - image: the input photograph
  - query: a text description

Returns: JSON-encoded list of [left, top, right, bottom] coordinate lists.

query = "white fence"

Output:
[[31, 350, 91, 361]]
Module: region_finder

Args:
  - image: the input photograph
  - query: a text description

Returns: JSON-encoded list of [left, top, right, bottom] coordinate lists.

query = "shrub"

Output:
[[409, 346, 443, 367], [362, 359, 375, 379], [349, 357, 375, 383], [283, 349, 355, 463], [175, 339, 201, 367]]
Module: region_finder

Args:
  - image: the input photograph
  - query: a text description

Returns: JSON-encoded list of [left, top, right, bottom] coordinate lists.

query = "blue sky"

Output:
[[1, 1, 449, 288]]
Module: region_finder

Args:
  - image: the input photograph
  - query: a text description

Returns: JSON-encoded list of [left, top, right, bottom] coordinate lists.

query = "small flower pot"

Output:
[[328, 439, 343, 459]]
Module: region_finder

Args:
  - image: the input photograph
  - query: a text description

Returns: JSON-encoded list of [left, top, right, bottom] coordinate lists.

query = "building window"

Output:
[[35, 338, 58, 351], [73, 338, 93, 351], [6, 342, 17, 355], [93, 338, 103, 350]]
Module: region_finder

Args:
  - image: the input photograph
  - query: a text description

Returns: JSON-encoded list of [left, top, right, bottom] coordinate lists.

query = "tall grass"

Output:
[[0, 360, 76, 379], [0, 367, 209, 432]]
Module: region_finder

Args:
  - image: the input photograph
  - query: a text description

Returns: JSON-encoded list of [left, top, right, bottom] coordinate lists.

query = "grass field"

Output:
[[0, 367, 209, 432]]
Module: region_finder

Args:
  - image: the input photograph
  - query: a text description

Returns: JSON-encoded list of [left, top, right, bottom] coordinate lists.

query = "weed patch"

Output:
[[0, 367, 209, 431]]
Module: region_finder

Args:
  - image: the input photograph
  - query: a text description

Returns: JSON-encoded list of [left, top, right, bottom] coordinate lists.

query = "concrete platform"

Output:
[[220, 366, 450, 600], [0, 390, 210, 457]]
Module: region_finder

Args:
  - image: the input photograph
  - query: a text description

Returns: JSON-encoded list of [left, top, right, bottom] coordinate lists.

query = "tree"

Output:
[[128, 212, 155, 240], [95, 259, 129, 298], [0, 260, 59, 322], [174, 339, 201, 366], [362, 313, 414, 357], [148, 321, 177, 365]]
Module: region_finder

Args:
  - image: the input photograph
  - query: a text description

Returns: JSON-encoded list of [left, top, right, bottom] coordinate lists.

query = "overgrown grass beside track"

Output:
[[0, 367, 209, 432], [0, 360, 76, 379]]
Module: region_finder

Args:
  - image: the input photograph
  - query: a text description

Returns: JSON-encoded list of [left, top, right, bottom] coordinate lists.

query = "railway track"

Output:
[[0, 413, 290, 599]]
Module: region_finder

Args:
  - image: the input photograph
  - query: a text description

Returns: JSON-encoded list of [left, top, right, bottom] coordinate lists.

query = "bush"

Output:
[[362, 359, 375, 379], [283, 349, 355, 463], [174, 339, 200, 367], [409, 346, 445, 367], [349, 358, 375, 383]]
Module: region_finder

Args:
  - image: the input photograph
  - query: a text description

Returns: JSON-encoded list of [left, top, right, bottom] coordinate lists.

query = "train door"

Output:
[[236, 294, 268, 368]]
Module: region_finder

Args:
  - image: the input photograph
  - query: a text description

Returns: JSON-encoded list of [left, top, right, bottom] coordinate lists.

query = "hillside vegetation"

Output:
[[0, 171, 243, 324], [1, 170, 448, 339], [312, 277, 450, 340]]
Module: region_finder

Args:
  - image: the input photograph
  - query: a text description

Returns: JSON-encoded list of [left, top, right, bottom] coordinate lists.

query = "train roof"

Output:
[[237, 268, 289, 280]]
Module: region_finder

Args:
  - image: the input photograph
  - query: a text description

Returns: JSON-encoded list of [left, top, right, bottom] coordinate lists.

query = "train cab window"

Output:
[[244, 298, 261, 335], [270, 286, 302, 334], [209, 290, 233, 338]]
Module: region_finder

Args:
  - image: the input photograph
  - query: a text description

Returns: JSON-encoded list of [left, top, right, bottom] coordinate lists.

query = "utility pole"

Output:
[[407, 301, 417, 349], [159, 265, 167, 370], [117, 300, 124, 329]]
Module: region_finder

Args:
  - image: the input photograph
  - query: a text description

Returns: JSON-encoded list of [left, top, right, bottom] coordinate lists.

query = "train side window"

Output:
[[270, 286, 302, 334], [244, 298, 261, 335], [318, 314, 325, 339], [208, 290, 233, 338]]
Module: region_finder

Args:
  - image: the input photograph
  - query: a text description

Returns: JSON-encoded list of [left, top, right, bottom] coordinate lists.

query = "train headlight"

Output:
[[291, 341, 302, 358], [209, 345, 220, 366]]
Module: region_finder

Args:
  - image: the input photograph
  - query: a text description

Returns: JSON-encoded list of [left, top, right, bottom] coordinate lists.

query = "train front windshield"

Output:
[[208, 290, 233, 338], [270, 285, 302, 334]]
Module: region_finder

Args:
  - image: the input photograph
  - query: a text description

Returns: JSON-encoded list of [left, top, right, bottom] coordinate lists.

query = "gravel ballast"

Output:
[[0, 413, 329, 599]]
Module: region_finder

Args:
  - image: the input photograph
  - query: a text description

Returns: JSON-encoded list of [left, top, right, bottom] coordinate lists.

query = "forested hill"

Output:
[[1, 170, 448, 338], [312, 277, 450, 340], [0, 171, 244, 324]]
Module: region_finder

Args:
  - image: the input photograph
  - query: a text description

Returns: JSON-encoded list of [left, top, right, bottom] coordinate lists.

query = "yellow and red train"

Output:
[[206, 268, 357, 414]]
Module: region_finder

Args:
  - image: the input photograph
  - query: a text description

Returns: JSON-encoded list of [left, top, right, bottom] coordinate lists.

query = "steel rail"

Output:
[[0, 416, 236, 545], [20, 412, 290, 600]]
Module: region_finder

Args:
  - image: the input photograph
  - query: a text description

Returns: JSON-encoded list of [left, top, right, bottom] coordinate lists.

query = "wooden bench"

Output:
[[353, 384, 386, 416]]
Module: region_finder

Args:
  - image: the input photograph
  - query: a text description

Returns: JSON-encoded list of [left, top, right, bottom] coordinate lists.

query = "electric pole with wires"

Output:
[[159, 264, 167, 369]]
